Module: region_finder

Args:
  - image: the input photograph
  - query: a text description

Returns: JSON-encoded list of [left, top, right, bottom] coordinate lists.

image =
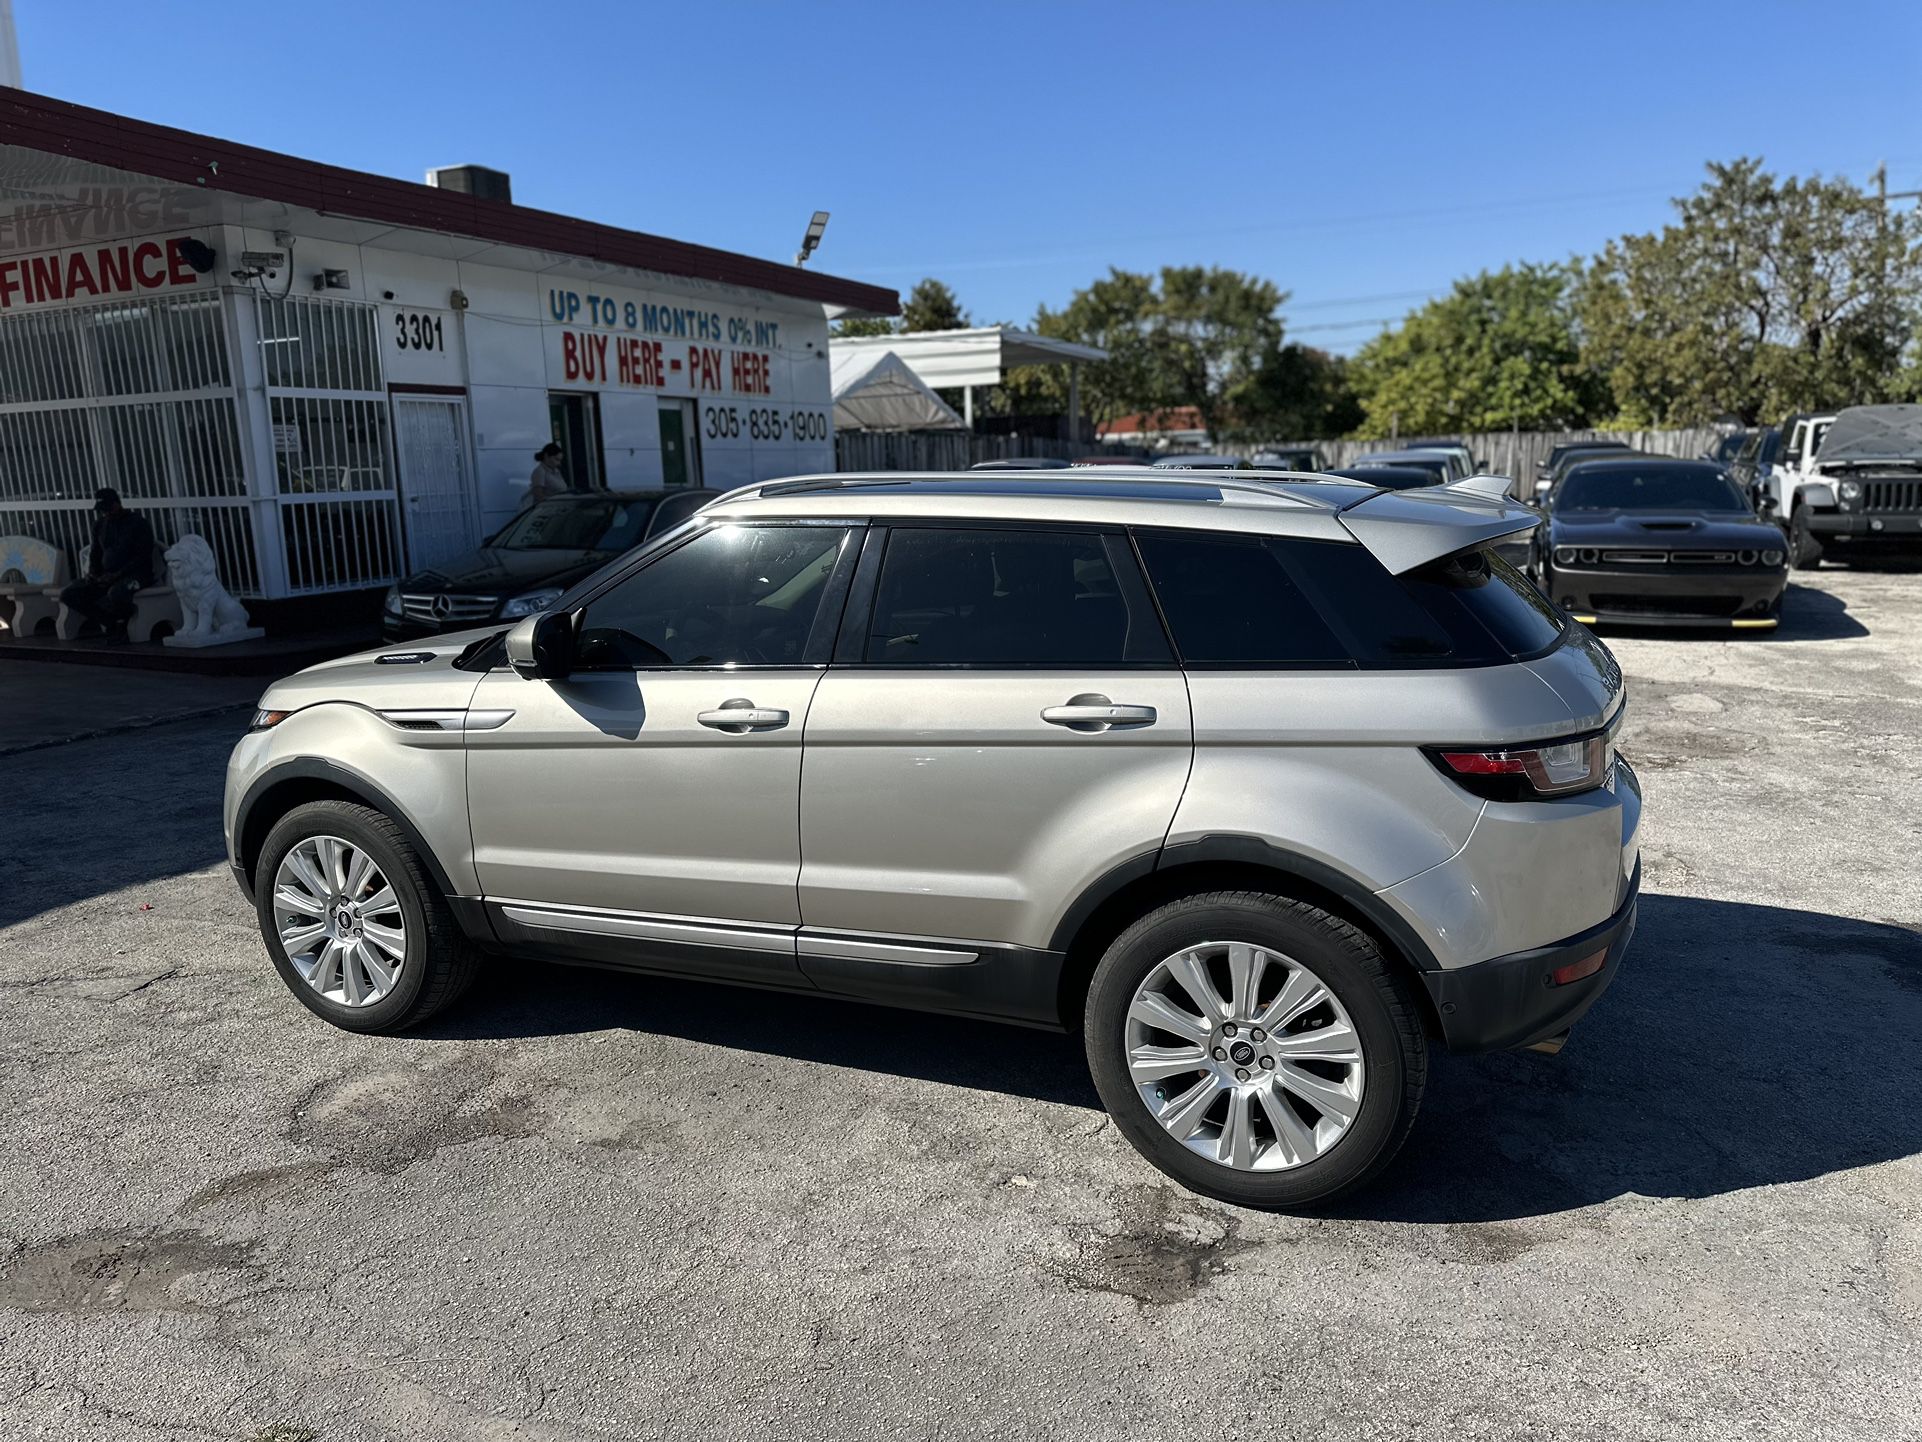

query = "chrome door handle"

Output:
[[1040, 694, 1157, 733], [697, 699, 790, 733]]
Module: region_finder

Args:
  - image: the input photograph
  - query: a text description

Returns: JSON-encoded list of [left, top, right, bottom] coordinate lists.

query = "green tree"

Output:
[[1576, 159, 1922, 424], [900, 277, 971, 332], [994, 267, 1300, 441], [1228, 343, 1363, 443], [1150, 266, 1288, 443], [1348, 264, 1603, 438], [832, 313, 897, 338], [1000, 268, 1163, 426]]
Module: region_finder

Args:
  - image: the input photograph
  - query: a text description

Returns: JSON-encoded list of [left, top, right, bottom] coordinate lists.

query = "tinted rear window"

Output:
[[1136, 532, 1563, 668]]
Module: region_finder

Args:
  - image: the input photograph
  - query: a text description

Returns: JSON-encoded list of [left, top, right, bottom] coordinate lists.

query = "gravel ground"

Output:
[[0, 568, 1917, 1442]]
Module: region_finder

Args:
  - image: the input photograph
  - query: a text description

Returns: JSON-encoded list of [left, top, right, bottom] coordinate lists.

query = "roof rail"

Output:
[[752, 470, 1350, 508]]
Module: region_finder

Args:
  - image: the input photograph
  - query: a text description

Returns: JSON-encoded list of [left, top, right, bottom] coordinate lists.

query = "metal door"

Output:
[[393, 396, 476, 572], [659, 399, 701, 488]]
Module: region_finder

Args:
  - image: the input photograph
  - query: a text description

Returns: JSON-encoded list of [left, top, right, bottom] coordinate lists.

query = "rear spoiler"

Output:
[[1337, 477, 1538, 574], [1445, 473, 1518, 501]]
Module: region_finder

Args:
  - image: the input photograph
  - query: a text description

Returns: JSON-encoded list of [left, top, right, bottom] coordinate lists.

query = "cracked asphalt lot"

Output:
[[2, 569, 1918, 1441]]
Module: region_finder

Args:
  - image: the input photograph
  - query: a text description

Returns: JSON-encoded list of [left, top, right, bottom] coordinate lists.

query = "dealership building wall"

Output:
[[0, 89, 894, 602]]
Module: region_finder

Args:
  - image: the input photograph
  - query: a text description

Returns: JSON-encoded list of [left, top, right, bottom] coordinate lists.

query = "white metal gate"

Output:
[[393, 396, 475, 572], [256, 295, 403, 595], [0, 291, 258, 593]]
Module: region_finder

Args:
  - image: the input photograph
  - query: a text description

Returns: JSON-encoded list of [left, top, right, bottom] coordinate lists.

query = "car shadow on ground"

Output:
[[1592, 583, 1868, 643], [439, 892, 1920, 1218], [437, 959, 1104, 1111]]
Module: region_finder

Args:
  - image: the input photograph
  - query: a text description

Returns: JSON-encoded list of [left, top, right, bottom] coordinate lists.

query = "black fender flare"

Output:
[[234, 757, 461, 900], [1049, 835, 1442, 975]]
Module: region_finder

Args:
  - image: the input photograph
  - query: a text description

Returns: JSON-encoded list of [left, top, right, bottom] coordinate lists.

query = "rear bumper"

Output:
[[1545, 563, 1785, 625], [1422, 858, 1640, 1052]]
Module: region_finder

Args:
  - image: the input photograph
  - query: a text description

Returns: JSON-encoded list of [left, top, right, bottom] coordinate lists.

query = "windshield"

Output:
[[491, 497, 658, 551], [1556, 466, 1748, 513]]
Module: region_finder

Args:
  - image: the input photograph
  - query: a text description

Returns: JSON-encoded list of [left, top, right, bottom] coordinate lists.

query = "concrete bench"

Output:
[[0, 535, 69, 636], [51, 544, 182, 643]]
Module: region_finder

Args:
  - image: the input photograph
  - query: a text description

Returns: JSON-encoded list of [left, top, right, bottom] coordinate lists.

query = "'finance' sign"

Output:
[[0, 236, 209, 312]]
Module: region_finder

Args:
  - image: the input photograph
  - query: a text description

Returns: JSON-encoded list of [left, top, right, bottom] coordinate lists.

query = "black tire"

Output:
[[255, 800, 480, 1034], [1084, 891, 1428, 1210], [1789, 507, 1824, 570]]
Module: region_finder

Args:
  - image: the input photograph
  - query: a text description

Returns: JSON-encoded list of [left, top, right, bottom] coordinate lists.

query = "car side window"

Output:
[[864, 527, 1170, 666], [574, 524, 853, 670], [647, 489, 712, 536], [1135, 532, 1353, 666]]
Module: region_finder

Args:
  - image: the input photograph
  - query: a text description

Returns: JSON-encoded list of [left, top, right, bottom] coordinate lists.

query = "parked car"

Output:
[[1070, 454, 1154, 467], [971, 457, 1073, 471], [1351, 451, 1456, 485], [1727, 426, 1782, 508], [1399, 439, 1484, 475], [1250, 447, 1327, 471], [1324, 465, 1443, 490], [1702, 430, 1752, 464], [1774, 404, 1922, 568], [229, 469, 1639, 1209], [1150, 454, 1252, 469], [1535, 441, 1632, 500], [381, 489, 716, 641], [1533, 457, 1787, 629]]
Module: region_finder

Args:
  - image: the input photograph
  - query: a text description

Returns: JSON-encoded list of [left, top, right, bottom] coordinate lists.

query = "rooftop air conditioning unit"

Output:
[[426, 165, 513, 205]]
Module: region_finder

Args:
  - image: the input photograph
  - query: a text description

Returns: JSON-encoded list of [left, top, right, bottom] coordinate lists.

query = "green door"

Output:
[[659, 403, 689, 488]]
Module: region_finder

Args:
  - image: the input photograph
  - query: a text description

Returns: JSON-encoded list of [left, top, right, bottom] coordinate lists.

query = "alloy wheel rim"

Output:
[[1124, 940, 1365, 1172], [271, 835, 407, 1007]]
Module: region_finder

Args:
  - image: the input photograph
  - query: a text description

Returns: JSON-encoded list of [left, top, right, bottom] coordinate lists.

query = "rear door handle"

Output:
[[697, 699, 790, 733], [1040, 694, 1157, 733]]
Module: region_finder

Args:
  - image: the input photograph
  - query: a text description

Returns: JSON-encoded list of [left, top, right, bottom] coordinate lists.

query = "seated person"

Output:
[[60, 488, 155, 641]]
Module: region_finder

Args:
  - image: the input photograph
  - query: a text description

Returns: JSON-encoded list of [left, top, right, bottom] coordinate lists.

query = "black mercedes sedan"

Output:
[[381, 488, 716, 640], [1533, 458, 1787, 630]]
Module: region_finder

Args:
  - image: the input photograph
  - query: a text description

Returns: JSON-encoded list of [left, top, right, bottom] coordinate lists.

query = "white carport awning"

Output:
[[829, 326, 1107, 390], [830, 349, 966, 431]]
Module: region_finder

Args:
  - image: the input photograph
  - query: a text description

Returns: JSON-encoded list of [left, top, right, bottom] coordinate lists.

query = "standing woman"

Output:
[[526, 443, 569, 507]]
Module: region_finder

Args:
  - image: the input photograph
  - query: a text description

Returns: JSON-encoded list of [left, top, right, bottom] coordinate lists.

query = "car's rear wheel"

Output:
[[255, 800, 480, 1033], [1084, 891, 1427, 1209]]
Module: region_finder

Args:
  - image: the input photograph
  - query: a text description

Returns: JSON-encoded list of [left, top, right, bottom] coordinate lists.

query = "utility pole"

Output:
[[0, 0, 21, 90]]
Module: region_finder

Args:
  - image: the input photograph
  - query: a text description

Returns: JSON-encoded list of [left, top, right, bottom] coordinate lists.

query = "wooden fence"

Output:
[[1268, 427, 1728, 483], [834, 431, 1145, 472]]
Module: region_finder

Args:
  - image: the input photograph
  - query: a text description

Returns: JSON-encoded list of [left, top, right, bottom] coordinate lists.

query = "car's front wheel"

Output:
[[255, 800, 480, 1033], [1789, 506, 1825, 570], [1084, 891, 1428, 1209]]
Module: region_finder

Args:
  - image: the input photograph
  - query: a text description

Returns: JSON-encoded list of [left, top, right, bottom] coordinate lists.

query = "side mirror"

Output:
[[506, 609, 579, 679], [1476, 457, 1488, 471]]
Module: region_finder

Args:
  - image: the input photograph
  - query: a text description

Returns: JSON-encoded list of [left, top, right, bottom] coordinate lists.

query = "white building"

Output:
[[0, 87, 896, 602]]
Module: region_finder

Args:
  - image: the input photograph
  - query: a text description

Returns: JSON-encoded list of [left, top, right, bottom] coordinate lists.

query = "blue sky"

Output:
[[17, 1, 1922, 350]]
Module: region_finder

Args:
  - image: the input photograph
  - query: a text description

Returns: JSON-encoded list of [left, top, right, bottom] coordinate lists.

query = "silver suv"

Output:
[[226, 471, 1641, 1207]]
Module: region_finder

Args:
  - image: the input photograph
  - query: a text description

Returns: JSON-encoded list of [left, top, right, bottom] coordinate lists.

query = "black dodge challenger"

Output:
[[1531, 457, 1788, 630]]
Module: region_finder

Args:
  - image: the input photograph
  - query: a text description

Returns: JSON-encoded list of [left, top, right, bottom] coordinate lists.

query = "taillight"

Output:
[[1428, 731, 1611, 801]]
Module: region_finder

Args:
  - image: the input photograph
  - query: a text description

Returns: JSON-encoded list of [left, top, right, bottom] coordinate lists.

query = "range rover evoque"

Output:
[[226, 470, 1642, 1208]]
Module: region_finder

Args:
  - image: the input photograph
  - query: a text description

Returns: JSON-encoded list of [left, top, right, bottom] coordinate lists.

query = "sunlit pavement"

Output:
[[1, 568, 1916, 1441]]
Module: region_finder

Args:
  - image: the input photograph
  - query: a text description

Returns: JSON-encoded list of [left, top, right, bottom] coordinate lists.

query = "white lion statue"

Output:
[[165, 534, 252, 638]]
